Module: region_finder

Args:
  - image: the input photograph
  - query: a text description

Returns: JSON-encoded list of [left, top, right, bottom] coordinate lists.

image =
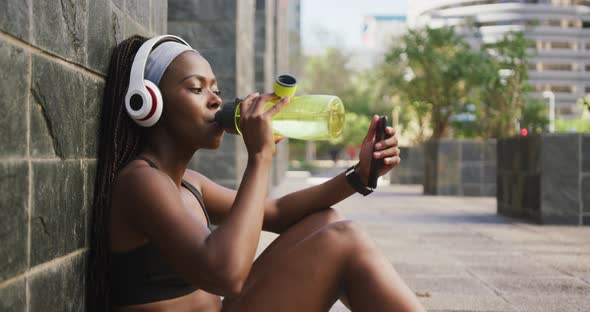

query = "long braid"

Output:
[[86, 35, 147, 312]]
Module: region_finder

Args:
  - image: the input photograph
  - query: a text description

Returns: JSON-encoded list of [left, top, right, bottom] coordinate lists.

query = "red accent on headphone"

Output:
[[139, 86, 158, 121]]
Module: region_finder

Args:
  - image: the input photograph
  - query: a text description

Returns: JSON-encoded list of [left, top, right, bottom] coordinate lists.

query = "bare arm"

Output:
[[117, 93, 289, 297], [268, 116, 401, 233], [114, 160, 270, 297], [197, 116, 401, 235], [200, 93, 289, 292], [267, 172, 356, 231], [201, 154, 272, 292], [194, 163, 356, 234]]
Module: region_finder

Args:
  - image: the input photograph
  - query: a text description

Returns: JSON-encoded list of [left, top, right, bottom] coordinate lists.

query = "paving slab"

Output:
[[255, 173, 590, 311]]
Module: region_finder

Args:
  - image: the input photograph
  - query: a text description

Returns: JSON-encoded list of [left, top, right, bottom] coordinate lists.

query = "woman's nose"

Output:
[[208, 93, 222, 110]]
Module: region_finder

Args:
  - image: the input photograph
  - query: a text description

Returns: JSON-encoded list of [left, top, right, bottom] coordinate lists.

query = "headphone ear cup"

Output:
[[133, 80, 163, 127]]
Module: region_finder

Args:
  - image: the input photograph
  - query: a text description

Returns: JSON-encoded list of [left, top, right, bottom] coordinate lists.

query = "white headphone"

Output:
[[125, 35, 193, 127]]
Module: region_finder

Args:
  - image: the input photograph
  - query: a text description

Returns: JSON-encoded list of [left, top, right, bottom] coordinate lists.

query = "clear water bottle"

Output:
[[215, 75, 345, 140]]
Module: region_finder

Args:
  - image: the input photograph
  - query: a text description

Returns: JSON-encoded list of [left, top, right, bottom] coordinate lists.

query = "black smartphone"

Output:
[[368, 116, 388, 189]]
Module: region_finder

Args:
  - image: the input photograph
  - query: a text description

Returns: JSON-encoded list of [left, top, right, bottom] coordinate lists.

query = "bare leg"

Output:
[[250, 208, 345, 274], [222, 220, 424, 312], [244, 208, 352, 309]]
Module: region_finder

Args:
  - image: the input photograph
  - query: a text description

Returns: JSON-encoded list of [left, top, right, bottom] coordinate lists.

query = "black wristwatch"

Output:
[[345, 164, 374, 196]]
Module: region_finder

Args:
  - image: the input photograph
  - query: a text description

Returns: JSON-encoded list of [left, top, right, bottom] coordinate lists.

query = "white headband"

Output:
[[144, 41, 199, 85]]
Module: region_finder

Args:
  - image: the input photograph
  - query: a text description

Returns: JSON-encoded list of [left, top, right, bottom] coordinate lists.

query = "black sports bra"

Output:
[[109, 156, 212, 306]]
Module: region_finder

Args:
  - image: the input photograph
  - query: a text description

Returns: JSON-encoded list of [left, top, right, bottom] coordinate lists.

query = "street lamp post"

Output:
[[542, 91, 555, 133]]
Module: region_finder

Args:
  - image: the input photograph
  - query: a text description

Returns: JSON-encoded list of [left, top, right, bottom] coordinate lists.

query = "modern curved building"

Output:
[[409, 0, 590, 118]]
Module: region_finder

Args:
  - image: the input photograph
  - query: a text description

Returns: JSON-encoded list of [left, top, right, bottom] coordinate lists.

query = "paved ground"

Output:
[[257, 171, 590, 312]]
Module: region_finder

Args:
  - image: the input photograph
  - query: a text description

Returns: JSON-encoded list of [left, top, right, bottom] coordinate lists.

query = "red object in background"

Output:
[[521, 128, 528, 136], [347, 146, 356, 160]]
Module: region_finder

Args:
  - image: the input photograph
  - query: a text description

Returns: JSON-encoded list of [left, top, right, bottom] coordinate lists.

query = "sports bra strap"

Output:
[[135, 155, 159, 169], [133, 155, 212, 228], [181, 180, 211, 226]]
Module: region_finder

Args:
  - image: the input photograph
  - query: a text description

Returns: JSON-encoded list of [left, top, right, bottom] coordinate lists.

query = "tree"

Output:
[[294, 48, 374, 160], [380, 28, 535, 140], [394, 99, 433, 143], [380, 26, 479, 139], [520, 98, 549, 134], [300, 48, 385, 118], [300, 48, 354, 97], [329, 112, 371, 147], [471, 32, 533, 138], [341, 71, 384, 117], [579, 94, 590, 114]]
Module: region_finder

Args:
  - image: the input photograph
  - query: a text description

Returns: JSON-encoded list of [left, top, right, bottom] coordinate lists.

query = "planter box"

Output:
[[423, 139, 496, 196], [497, 134, 590, 225], [390, 146, 424, 184]]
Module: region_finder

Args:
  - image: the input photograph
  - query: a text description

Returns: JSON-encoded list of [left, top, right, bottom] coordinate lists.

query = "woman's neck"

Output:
[[138, 128, 197, 187]]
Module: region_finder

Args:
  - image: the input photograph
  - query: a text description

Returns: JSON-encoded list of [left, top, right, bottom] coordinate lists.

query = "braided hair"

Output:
[[86, 35, 147, 311]]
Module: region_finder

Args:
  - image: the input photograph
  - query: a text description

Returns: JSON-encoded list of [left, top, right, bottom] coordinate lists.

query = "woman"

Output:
[[86, 35, 424, 312]]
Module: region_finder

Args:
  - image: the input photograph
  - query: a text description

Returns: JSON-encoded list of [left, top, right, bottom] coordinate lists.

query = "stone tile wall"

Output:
[[2, 0, 300, 309], [423, 139, 497, 196], [497, 134, 590, 225], [0, 0, 165, 310]]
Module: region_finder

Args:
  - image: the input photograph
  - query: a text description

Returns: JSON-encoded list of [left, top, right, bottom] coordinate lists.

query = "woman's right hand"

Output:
[[239, 93, 290, 159]]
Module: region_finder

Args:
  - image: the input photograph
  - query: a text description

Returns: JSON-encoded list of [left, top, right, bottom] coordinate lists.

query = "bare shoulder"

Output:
[[112, 160, 182, 234], [113, 159, 176, 198], [182, 168, 236, 225], [182, 168, 208, 190]]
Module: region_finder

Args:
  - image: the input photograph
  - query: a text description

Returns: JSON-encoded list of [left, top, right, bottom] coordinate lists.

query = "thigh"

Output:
[[245, 208, 344, 286], [222, 221, 356, 312]]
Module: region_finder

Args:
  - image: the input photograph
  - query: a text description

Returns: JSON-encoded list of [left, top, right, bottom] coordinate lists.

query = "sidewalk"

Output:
[[259, 171, 590, 312]]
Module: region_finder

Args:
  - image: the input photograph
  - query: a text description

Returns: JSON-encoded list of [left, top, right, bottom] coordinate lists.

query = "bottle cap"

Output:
[[274, 74, 297, 98], [214, 98, 241, 135]]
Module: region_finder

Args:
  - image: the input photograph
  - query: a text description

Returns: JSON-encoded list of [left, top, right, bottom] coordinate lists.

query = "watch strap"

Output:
[[345, 165, 373, 196]]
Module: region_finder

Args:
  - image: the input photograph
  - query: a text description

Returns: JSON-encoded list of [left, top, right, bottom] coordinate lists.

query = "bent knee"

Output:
[[317, 220, 375, 251], [317, 207, 345, 224], [294, 207, 344, 231], [324, 220, 363, 237]]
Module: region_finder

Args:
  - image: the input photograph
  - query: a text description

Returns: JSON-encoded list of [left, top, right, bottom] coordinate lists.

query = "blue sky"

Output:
[[301, 0, 408, 54]]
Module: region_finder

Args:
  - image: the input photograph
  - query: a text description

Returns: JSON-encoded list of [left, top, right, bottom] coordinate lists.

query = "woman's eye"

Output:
[[190, 88, 220, 96]]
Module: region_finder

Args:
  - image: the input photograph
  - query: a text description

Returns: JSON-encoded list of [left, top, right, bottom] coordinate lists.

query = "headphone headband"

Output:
[[125, 35, 193, 127], [128, 35, 192, 91]]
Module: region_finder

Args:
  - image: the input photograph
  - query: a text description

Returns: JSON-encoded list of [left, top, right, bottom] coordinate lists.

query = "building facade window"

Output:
[[544, 64, 574, 71], [413, 0, 588, 118], [549, 41, 574, 49], [550, 85, 575, 93], [535, 85, 575, 93], [570, 0, 590, 5], [473, 19, 581, 28], [557, 107, 576, 115]]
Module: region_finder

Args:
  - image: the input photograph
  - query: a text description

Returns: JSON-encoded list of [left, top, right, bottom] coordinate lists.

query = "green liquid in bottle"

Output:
[[235, 95, 345, 140]]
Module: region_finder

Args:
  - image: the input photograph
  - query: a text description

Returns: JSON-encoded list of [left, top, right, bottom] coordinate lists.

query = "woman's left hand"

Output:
[[356, 115, 401, 185]]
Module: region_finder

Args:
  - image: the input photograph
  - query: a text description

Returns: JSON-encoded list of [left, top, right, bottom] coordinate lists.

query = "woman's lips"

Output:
[[209, 120, 222, 130]]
